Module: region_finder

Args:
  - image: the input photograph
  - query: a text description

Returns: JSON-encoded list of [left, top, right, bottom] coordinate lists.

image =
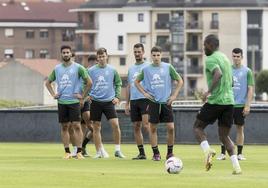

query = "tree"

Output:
[[256, 70, 268, 94]]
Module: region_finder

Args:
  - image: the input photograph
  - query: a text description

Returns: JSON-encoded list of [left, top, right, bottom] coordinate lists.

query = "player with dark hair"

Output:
[[193, 35, 242, 174], [135, 46, 183, 161], [45, 45, 92, 159], [125, 43, 150, 160], [217, 48, 254, 161]]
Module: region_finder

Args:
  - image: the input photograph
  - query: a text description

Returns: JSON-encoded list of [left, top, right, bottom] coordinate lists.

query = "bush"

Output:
[[256, 70, 268, 94]]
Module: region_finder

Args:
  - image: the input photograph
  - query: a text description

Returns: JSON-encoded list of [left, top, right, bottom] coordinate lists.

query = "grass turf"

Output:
[[0, 143, 267, 188]]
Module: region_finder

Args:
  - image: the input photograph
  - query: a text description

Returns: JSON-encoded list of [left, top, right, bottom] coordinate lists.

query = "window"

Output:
[[140, 35, 146, 44], [161, 57, 169, 63], [118, 14, 123, 22], [211, 13, 219, 29], [26, 30, 34, 39], [25, 49, 35, 59], [40, 29, 49, 39], [62, 29, 75, 41], [118, 36, 123, 50], [4, 49, 14, 58], [5, 28, 14, 38], [40, 49, 49, 59], [156, 14, 170, 29], [156, 35, 170, 51], [138, 13, 144, 22], [120, 57, 126, 66]]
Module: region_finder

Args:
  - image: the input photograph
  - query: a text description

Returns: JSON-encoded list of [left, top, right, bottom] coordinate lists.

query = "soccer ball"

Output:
[[165, 156, 183, 174]]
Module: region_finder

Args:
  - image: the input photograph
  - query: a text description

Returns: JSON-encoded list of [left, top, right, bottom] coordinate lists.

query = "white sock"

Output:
[[115, 144, 121, 151], [230, 155, 241, 169], [200, 140, 210, 152]]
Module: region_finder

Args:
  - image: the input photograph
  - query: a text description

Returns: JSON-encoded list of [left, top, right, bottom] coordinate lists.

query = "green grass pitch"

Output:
[[0, 143, 267, 188]]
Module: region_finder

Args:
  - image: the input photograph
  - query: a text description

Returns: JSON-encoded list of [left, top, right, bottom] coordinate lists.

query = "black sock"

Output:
[[77, 147, 82, 153], [167, 145, 173, 155], [138, 145, 145, 155], [82, 138, 90, 148], [64, 147, 70, 153], [152, 146, 160, 155], [237, 145, 243, 155], [221, 145, 226, 154]]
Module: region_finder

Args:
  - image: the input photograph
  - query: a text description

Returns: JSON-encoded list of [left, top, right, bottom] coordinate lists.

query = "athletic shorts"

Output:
[[233, 107, 245, 125], [90, 100, 117, 121], [148, 101, 173, 124], [58, 103, 81, 123], [130, 98, 149, 122], [197, 103, 234, 127], [81, 101, 90, 114]]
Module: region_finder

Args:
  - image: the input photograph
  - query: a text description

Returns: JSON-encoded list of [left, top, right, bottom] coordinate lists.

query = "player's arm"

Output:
[[113, 70, 122, 105], [79, 66, 92, 100], [244, 69, 254, 116], [167, 65, 183, 105], [45, 70, 58, 99], [135, 70, 154, 101], [203, 66, 222, 102], [125, 79, 131, 115]]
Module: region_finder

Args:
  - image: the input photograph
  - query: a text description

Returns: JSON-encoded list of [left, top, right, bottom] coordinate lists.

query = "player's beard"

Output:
[[135, 57, 142, 62], [62, 56, 71, 62]]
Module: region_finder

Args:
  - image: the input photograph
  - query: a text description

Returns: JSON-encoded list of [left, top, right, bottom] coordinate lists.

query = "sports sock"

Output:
[[82, 138, 90, 148], [237, 145, 243, 155], [138, 145, 145, 155], [221, 145, 226, 154], [64, 147, 70, 153], [200, 140, 210, 153], [167, 145, 173, 155], [115, 144, 121, 151], [152, 146, 160, 155], [230, 155, 241, 169]]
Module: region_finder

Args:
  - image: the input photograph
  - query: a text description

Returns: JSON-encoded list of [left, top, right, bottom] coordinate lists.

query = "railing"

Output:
[[155, 21, 170, 29], [210, 21, 219, 29]]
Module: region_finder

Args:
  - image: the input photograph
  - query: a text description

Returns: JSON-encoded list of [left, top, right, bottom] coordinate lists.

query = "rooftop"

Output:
[[78, 0, 268, 9], [0, 1, 81, 22]]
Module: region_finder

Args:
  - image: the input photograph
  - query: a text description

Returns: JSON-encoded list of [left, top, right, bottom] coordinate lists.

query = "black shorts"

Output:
[[130, 99, 149, 122], [58, 103, 81, 123], [148, 101, 173, 124], [197, 103, 234, 127], [233, 107, 245, 125], [90, 100, 117, 121], [81, 101, 90, 114]]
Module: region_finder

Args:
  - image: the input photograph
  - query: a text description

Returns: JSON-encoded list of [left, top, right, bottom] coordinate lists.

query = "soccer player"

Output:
[[135, 46, 183, 161], [125, 43, 150, 160], [193, 35, 242, 174], [45, 45, 92, 159], [217, 48, 254, 161], [88, 47, 125, 158]]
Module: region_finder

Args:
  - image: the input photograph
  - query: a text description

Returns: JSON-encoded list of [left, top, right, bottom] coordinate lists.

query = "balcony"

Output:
[[186, 44, 202, 52], [186, 21, 202, 30], [187, 66, 203, 74], [155, 21, 170, 30], [210, 21, 219, 29], [156, 43, 171, 52], [77, 22, 98, 30], [75, 43, 96, 52]]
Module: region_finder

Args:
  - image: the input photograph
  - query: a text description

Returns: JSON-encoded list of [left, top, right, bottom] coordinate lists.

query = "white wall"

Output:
[[263, 10, 268, 69], [98, 10, 150, 55], [241, 10, 248, 66]]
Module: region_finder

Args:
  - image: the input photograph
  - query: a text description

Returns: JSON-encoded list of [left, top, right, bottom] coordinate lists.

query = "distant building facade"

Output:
[[71, 0, 268, 97], [0, 1, 80, 61]]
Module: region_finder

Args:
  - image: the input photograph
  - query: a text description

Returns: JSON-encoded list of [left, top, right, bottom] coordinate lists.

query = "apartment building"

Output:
[[0, 1, 80, 61], [71, 0, 268, 97]]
